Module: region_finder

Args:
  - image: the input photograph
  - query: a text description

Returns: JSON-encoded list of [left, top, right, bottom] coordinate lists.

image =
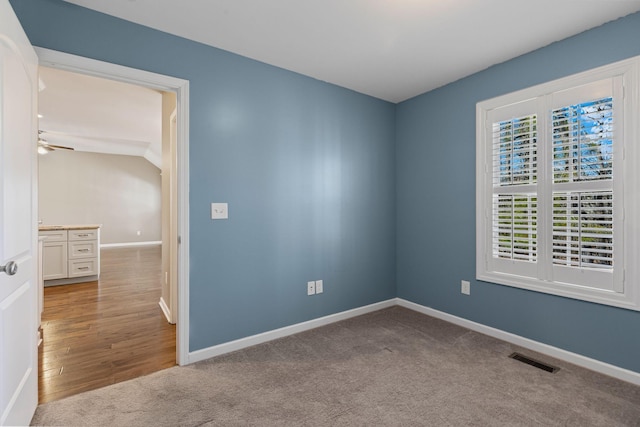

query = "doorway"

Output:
[[35, 47, 190, 402], [38, 246, 175, 402]]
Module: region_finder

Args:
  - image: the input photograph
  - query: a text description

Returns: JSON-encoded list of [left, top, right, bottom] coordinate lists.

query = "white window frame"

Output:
[[476, 56, 640, 311]]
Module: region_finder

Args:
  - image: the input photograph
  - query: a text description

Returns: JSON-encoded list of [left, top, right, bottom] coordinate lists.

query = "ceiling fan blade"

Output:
[[38, 131, 75, 151], [46, 144, 75, 151], [38, 140, 75, 151]]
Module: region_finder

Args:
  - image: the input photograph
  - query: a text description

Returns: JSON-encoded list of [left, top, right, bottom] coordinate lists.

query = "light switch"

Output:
[[211, 203, 228, 220]]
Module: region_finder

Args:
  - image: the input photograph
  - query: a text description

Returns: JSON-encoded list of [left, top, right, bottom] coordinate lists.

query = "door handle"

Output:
[[0, 261, 17, 276]]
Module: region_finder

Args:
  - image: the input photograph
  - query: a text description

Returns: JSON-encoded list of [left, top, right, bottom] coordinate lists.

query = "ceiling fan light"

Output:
[[37, 145, 51, 155]]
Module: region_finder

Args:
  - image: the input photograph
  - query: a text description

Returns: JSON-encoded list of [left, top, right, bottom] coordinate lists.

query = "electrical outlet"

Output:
[[315, 280, 323, 294], [461, 280, 471, 295], [307, 281, 315, 295]]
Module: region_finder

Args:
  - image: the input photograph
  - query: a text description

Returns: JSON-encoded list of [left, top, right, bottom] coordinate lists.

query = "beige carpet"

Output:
[[31, 307, 640, 426]]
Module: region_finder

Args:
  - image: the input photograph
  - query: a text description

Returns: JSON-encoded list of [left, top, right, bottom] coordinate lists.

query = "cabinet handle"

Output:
[[78, 267, 90, 270], [77, 234, 89, 237], [78, 249, 90, 252]]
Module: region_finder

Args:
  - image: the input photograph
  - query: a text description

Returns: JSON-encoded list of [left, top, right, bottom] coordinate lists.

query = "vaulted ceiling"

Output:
[[38, 67, 162, 167]]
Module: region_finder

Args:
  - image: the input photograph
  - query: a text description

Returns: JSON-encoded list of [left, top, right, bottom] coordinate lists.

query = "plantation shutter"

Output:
[[549, 79, 621, 292], [483, 77, 622, 292], [477, 59, 639, 309], [486, 99, 538, 278]]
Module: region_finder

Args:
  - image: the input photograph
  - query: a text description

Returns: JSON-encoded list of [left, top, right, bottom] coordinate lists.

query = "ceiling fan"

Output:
[[38, 130, 74, 154]]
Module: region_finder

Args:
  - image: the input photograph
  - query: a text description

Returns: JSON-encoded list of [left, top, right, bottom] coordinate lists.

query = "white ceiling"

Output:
[[63, 0, 640, 103], [38, 66, 163, 167]]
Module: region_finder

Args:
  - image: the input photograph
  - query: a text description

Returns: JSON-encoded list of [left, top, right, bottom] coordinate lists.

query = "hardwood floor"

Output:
[[38, 246, 176, 404]]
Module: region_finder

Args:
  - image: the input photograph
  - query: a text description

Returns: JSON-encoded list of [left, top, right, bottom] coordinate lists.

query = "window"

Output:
[[476, 57, 640, 310]]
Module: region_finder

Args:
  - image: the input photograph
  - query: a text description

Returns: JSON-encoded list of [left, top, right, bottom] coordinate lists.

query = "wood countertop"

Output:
[[39, 224, 101, 231]]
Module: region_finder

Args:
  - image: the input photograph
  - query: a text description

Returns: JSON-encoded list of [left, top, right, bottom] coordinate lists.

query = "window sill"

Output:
[[477, 271, 640, 312]]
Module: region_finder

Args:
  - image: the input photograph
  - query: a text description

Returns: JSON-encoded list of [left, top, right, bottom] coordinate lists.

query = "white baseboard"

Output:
[[396, 298, 640, 386], [187, 299, 397, 364], [101, 241, 161, 248], [158, 297, 171, 323], [184, 296, 640, 386]]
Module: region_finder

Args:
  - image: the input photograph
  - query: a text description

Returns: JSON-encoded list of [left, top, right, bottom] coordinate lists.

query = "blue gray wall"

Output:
[[12, 0, 396, 351], [12, 0, 640, 373], [396, 12, 640, 373]]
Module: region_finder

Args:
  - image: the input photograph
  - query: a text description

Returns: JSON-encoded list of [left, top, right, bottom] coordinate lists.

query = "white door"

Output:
[[0, 0, 39, 425]]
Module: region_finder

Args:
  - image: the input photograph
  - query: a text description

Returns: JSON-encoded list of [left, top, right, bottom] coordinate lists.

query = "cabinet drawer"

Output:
[[68, 241, 98, 259], [39, 230, 68, 242], [69, 229, 99, 241], [68, 258, 98, 278]]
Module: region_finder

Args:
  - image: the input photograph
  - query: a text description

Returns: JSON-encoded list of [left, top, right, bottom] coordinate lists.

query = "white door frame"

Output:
[[169, 109, 178, 324], [35, 47, 190, 365]]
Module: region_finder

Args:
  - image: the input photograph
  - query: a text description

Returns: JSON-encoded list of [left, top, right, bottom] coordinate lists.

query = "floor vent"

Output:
[[509, 352, 560, 373]]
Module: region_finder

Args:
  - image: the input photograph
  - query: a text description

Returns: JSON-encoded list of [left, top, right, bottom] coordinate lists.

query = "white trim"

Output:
[[101, 241, 161, 248], [478, 60, 636, 112], [169, 108, 179, 326], [176, 81, 190, 366], [158, 297, 171, 323], [35, 47, 190, 366], [36, 48, 185, 91], [187, 297, 640, 385], [187, 299, 397, 364], [396, 298, 640, 386], [183, 295, 639, 384]]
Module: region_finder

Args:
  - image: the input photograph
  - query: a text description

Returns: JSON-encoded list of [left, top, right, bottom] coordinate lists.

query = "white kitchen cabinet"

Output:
[[41, 230, 68, 280], [39, 225, 101, 286]]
